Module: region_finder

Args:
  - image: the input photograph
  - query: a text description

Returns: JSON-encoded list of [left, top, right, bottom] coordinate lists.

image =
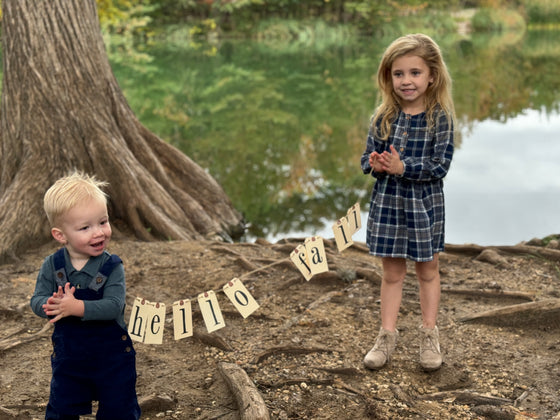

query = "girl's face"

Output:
[[390, 53, 433, 114], [52, 198, 112, 267]]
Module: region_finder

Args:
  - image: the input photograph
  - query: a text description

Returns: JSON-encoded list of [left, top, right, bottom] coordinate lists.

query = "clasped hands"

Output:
[[42, 282, 85, 323], [369, 145, 405, 176]]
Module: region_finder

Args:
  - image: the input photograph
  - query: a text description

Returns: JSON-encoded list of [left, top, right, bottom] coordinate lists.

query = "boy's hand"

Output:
[[43, 282, 85, 323]]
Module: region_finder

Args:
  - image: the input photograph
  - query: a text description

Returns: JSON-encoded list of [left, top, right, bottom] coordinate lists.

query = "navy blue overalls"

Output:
[[45, 249, 141, 420]]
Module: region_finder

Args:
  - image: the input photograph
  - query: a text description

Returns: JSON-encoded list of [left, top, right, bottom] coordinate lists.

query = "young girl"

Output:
[[360, 34, 455, 371]]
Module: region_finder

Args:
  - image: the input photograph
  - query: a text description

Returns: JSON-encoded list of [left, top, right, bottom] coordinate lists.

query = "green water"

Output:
[[111, 29, 560, 241]]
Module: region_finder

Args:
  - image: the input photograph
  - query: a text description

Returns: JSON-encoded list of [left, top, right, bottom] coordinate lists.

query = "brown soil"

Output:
[[1, 236, 560, 420]]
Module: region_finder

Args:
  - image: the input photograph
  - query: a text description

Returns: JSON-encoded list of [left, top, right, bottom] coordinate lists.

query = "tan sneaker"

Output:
[[419, 326, 442, 371], [364, 327, 398, 370]]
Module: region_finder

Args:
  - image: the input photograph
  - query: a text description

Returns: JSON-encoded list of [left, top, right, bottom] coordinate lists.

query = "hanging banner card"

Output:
[[223, 278, 260, 318], [172, 299, 193, 340], [144, 302, 166, 345], [304, 236, 329, 275], [332, 217, 353, 252], [128, 297, 150, 343], [198, 291, 226, 333], [290, 244, 313, 281], [346, 202, 361, 236]]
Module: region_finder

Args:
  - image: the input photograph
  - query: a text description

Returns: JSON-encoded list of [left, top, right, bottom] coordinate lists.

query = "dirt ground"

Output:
[[1, 235, 559, 420]]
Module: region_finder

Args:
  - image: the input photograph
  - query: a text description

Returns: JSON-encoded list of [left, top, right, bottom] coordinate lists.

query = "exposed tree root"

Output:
[[218, 362, 270, 420], [0, 322, 52, 352], [441, 287, 534, 301], [252, 345, 336, 364], [193, 329, 234, 352], [459, 298, 560, 328], [0, 405, 18, 417], [445, 243, 560, 262], [420, 390, 513, 406]]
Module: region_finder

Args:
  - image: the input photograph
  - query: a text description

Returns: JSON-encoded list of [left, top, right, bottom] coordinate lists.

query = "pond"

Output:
[[112, 29, 560, 246]]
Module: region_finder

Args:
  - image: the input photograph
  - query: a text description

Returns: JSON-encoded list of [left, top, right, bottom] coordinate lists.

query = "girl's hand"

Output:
[[379, 145, 405, 175], [369, 152, 384, 173]]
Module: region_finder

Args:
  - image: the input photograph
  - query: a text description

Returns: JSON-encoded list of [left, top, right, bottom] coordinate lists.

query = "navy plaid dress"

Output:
[[361, 109, 454, 262]]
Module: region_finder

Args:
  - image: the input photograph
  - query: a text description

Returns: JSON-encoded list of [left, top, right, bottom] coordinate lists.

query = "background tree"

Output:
[[0, 0, 244, 262]]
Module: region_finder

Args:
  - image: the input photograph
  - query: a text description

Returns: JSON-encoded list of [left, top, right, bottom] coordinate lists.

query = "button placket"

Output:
[[398, 114, 411, 156]]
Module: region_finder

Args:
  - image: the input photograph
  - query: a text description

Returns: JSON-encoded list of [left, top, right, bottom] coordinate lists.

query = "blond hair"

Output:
[[44, 172, 109, 226], [372, 33, 455, 140]]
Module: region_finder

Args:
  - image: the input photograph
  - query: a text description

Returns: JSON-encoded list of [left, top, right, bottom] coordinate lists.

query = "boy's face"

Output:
[[51, 198, 112, 261]]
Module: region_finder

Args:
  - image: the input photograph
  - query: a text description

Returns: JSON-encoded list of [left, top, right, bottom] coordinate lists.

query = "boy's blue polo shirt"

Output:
[[30, 248, 127, 330]]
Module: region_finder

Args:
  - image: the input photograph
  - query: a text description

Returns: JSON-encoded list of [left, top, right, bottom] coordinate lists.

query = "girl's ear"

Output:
[[51, 227, 67, 245]]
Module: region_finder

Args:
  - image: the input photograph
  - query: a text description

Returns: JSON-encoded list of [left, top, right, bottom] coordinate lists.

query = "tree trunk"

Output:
[[0, 0, 244, 262]]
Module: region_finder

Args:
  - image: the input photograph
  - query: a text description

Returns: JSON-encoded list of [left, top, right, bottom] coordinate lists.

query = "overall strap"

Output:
[[52, 248, 68, 288], [87, 254, 123, 292], [52, 249, 122, 292]]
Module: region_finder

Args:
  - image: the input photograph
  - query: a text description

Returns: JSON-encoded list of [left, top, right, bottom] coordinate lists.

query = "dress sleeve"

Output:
[[401, 110, 454, 182], [361, 126, 388, 179]]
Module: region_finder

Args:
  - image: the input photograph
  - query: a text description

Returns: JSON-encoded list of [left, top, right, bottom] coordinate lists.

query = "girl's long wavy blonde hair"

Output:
[[371, 33, 455, 140]]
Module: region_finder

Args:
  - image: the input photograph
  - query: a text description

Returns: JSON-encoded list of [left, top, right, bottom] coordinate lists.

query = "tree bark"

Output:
[[0, 0, 244, 262]]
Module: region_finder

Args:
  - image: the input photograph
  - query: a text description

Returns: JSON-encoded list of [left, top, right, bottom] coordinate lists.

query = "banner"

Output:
[[128, 203, 361, 344]]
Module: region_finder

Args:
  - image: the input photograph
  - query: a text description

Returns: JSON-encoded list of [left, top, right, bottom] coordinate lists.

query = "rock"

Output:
[[474, 249, 508, 266], [138, 393, 176, 413]]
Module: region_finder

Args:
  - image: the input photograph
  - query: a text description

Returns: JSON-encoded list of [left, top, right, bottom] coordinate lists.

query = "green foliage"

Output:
[[368, 11, 457, 37], [141, 0, 471, 36], [472, 8, 525, 32], [521, 0, 560, 25], [542, 234, 560, 247], [254, 18, 357, 41], [97, 0, 155, 33], [97, 0, 160, 65]]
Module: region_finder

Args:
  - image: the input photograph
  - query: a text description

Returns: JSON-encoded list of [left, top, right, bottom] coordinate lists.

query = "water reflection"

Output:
[[112, 30, 560, 245], [445, 109, 560, 245]]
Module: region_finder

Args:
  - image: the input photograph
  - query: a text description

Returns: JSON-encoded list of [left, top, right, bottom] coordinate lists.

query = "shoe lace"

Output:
[[374, 332, 390, 354], [421, 331, 439, 354]]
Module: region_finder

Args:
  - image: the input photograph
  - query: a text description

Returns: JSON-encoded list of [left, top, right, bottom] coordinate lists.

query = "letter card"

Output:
[[223, 278, 260, 318], [290, 244, 313, 281], [128, 297, 150, 342], [332, 217, 353, 252], [144, 302, 166, 345], [172, 299, 193, 340], [198, 291, 225, 333], [346, 202, 361, 236], [304, 236, 329, 275]]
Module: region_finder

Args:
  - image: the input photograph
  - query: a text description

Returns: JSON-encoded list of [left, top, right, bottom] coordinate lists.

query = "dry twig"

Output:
[[0, 322, 52, 351]]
